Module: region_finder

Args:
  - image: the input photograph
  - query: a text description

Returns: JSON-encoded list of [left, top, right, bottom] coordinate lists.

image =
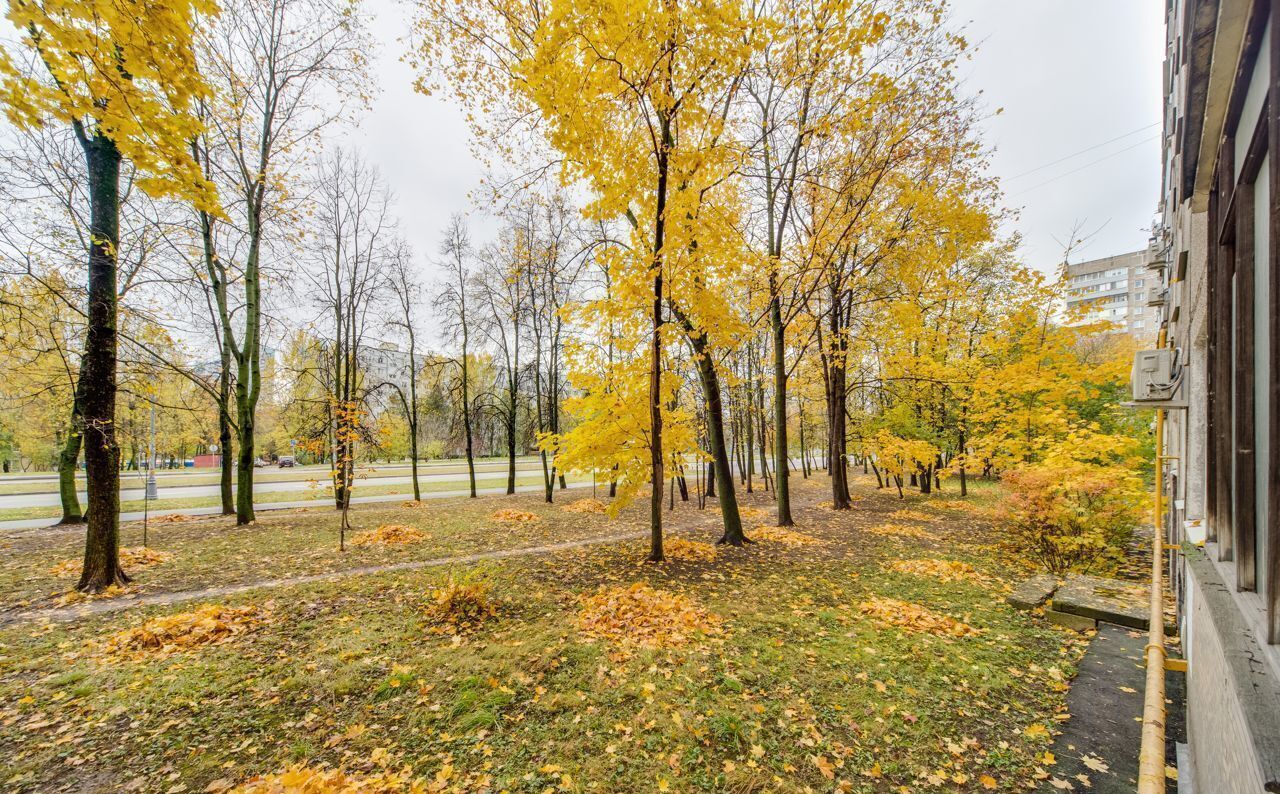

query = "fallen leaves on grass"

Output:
[[490, 509, 541, 523], [865, 523, 936, 540], [350, 524, 426, 547], [149, 513, 198, 524], [425, 575, 498, 633], [858, 596, 981, 637], [659, 537, 718, 561], [103, 603, 269, 659], [887, 558, 987, 584], [562, 498, 607, 514], [230, 763, 428, 793], [888, 508, 935, 522], [577, 583, 721, 648], [751, 525, 824, 546], [49, 547, 171, 577]]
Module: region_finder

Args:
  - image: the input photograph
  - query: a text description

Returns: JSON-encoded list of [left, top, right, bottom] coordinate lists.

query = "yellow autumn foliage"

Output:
[[350, 525, 426, 547], [490, 509, 541, 524], [425, 575, 498, 632], [50, 547, 171, 577], [232, 763, 429, 793], [104, 604, 268, 658], [858, 597, 980, 637], [659, 538, 718, 562], [577, 583, 721, 648], [865, 523, 936, 541], [887, 559, 986, 584], [561, 498, 607, 515], [751, 526, 824, 547]]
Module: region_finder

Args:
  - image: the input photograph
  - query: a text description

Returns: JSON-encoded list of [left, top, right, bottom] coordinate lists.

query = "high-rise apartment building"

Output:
[[1063, 250, 1160, 337]]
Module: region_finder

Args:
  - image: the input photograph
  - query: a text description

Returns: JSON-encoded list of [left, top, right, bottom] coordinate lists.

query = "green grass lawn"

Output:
[[0, 472, 585, 523], [0, 474, 1081, 792]]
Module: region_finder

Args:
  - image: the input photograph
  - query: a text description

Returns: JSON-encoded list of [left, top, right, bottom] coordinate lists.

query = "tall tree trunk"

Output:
[[694, 351, 745, 545], [76, 132, 128, 593], [57, 396, 84, 525], [217, 365, 234, 515]]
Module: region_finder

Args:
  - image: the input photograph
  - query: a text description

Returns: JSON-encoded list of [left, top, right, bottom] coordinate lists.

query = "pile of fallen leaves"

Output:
[[660, 538, 718, 561], [50, 546, 172, 577], [350, 524, 426, 547], [888, 508, 935, 522], [424, 575, 498, 632], [858, 596, 981, 637], [888, 558, 986, 584], [738, 506, 766, 519], [751, 526, 824, 546], [150, 513, 198, 524], [561, 498, 607, 514], [865, 523, 936, 540], [231, 763, 427, 793], [931, 499, 980, 513], [490, 508, 541, 523], [577, 583, 721, 648], [399, 500, 427, 509], [103, 603, 269, 658]]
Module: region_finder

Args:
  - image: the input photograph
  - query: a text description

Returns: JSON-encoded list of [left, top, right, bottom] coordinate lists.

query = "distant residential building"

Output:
[[1063, 250, 1160, 337], [360, 340, 427, 410]]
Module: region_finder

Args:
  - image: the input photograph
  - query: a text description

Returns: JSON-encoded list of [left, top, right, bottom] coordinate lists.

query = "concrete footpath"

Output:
[[1041, 623, 1185, 792]]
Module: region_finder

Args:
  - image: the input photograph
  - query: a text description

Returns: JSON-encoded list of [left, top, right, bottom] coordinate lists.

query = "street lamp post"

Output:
[[146, 404, 158, 500]]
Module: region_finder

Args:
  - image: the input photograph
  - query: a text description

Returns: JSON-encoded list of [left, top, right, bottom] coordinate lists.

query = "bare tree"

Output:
[[433, 214, 479, 497], [186, 0, 368, 524], [305, 150, 393, 545], [384, 238, 423, 501]]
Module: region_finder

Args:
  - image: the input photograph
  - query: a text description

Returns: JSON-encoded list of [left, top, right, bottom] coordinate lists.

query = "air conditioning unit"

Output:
[[1131, 348, 1179, 401]]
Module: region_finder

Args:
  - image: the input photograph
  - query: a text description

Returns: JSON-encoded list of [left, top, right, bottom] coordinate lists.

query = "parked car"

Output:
[[278, 456, 296, 468]]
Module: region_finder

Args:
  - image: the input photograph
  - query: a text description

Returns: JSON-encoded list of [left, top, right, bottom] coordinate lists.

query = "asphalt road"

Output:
[[0, 461, 551, 509]]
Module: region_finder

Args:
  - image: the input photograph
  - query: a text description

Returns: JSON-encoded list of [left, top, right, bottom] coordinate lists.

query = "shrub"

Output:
[[1001, 463, 1146, 575]]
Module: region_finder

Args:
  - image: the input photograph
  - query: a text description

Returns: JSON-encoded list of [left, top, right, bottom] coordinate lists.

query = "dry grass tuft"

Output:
[[865, 523, 936, 541], [103, 603, 269, 658], [349, 524, 426, 547], [858, 596, 981, 637], [424, 575, 498, 633], [562, 498, 607, 514], [887, 558, 986, 584], [490, 508, 541, 524], [660, 537, 718, 561], [231, 763, 424, 793], [50, 546, 172, 577], [750, 526, 824, 546], [577, 583, 721, 648]]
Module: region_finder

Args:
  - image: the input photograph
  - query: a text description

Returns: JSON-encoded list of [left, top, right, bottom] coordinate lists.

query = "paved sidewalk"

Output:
[[1041, 623, 1185, 792]]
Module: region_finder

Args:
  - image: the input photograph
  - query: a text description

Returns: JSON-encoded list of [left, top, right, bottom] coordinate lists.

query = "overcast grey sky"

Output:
[[344, 0, 1166, 282]]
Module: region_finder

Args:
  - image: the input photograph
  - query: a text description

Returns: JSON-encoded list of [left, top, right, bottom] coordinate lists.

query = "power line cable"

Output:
[[1010, 135, 1160, 197], [1006, 122, 1161, 181]]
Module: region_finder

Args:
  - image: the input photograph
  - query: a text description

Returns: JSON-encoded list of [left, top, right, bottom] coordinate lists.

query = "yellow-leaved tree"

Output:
[[0, 0, 218, 592], [414, 0, 763, 559]]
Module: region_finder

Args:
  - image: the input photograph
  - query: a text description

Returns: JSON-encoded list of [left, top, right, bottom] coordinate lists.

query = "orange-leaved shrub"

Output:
[[1001, 463, 1146, 575]]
